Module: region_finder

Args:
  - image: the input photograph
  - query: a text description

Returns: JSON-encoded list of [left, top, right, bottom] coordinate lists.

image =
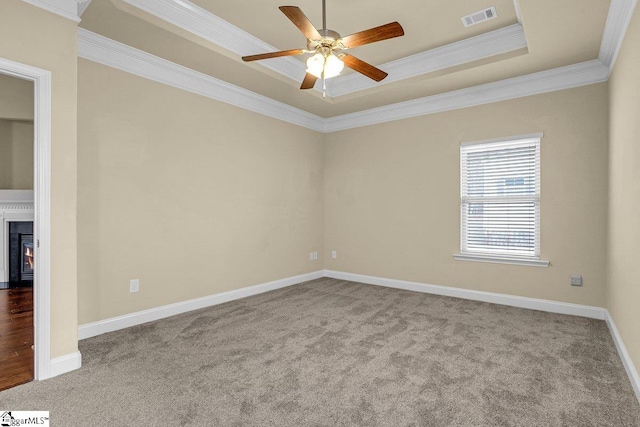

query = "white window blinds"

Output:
[[460, 136, 541, 259]]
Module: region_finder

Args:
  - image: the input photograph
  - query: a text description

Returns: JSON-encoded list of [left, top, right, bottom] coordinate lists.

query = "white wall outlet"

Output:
[[130, 279, 140, 293], [331, 251, 337, 259], [310, 252, 314, 260], [313, 252, 318, 260], [570, 275, 583, 287]]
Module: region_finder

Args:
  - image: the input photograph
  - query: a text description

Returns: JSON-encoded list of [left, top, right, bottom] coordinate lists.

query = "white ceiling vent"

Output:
[[461, 7, 498, 27]]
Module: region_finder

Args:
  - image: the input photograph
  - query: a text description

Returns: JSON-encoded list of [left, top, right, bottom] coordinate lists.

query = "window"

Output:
[[455, 134, 549, 267]]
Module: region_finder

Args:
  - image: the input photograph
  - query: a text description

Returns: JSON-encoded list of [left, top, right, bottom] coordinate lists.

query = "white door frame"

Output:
[[0, 57, 52, 380]]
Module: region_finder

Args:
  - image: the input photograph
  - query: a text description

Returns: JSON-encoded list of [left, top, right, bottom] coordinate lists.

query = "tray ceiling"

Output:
[[79, 0, 611, 118]]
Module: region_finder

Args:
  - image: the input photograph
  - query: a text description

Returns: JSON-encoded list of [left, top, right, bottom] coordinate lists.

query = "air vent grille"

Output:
[[461, 6, 498, 27]]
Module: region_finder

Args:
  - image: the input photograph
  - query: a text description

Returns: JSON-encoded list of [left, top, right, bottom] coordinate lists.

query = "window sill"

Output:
[[453, 254, 550, 268]]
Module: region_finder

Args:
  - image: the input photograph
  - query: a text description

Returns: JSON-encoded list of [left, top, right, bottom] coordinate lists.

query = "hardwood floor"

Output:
[[0, 288, 33, 391]]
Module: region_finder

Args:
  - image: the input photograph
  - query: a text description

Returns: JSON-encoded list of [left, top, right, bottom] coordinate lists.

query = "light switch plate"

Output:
[[570, 275, 583, 287]]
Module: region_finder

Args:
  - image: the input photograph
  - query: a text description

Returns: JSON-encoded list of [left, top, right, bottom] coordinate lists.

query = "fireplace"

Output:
[[0, 190, 34, 289], [8, 221, 34, 287]]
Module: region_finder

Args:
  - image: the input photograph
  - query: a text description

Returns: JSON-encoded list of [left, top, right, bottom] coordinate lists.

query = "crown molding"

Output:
[[324, 60, 609, 132], [77, 29, 325, 132], [513, 0, 523, 24], [326, 24, 527, 97], [599, 0, 639, 76], [78, 29, 610, 134], [118, 0, 306, 84], [77, 0, 93, 16], [21, 0, 81, 22]]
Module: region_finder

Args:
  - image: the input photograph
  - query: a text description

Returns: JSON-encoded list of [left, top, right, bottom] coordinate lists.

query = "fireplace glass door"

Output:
[[20, 235, 34, 281]]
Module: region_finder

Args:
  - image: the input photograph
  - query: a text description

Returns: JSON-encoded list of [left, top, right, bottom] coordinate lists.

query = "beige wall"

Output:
[[0, 72, 34, 121], [0, 119, 34, 189], [0, 73, 34, 189], [77, 62, 609, 326], [0, 119, 11, 187], [0, 1, 78, 358], [325, 83, 609, 307], [608, 6, 640, 377], [77, 59, 324, 324], [9, 121, 34, 189]]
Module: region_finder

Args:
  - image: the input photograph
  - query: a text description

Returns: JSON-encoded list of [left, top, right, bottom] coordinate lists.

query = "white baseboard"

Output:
[[78, 270, 324, 340], [323, 270, 607, 320], [605, 311, 640, 403], [48, 351, 82, 379]]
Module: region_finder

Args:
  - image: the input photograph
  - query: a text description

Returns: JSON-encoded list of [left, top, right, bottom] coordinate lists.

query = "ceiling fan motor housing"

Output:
[[308, 29, 342, 52], [319, 29, 341, 41]]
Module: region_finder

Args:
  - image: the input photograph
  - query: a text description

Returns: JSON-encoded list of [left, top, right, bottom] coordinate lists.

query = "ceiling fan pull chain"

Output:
[[322, 70, 327, 98], [322, 52, 328, 98]]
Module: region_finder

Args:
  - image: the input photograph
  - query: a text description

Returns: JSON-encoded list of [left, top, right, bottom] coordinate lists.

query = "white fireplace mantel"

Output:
[[0, 190, 34, 284]]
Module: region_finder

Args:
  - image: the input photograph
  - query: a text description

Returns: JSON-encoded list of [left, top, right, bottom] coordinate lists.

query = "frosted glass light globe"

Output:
[[324, 54, 344, 78], [306, 53, 325, 78]]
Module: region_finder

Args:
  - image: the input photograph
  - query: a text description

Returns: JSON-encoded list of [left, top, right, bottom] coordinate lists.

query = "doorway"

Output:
[[0, 72, 35, 390], [0, 57, 52, 386]]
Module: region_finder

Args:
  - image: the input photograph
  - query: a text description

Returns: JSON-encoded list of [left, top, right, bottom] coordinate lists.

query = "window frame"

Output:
[[454, 133, 549, 268]]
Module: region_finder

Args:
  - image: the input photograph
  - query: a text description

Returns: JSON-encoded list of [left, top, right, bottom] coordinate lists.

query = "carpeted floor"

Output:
[[1, 278, 639, 426]]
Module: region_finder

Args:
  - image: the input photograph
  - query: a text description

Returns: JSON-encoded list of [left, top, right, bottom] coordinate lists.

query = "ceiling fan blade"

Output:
[[341, 54, 388, 82], [340, 22, 404, 49], [300, 73, 318, 90], [242, 49, 305, 62], [279, 6, 323, 41]]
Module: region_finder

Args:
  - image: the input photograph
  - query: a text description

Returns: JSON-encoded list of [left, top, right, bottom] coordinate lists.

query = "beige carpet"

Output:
[[1, 278, 639, 426]]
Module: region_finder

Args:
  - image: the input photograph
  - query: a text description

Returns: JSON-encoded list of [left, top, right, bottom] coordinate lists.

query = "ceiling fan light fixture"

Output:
[[306, 52, 344, 79], [242, 3, 404, 93]]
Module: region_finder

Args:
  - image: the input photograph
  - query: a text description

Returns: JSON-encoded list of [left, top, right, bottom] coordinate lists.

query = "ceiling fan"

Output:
[[241, 0, 404, 96]]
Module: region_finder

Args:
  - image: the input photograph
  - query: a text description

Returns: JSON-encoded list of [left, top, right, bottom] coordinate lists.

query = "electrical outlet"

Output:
[[313, 252, 318, 260], [332, 251, 337, 259], [570, 275, 583, 287], [130, 279, 140, 293], [310, 252, 314, 260]]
